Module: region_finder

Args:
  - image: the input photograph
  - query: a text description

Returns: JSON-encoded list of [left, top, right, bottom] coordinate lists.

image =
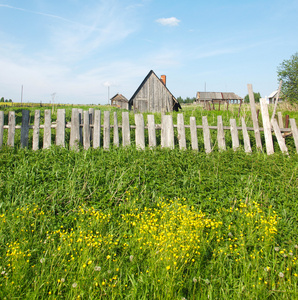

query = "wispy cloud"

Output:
[[156, 17, 180, 27]]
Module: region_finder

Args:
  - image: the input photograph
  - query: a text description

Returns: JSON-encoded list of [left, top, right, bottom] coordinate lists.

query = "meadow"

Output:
[[0, 103, 298, 299]]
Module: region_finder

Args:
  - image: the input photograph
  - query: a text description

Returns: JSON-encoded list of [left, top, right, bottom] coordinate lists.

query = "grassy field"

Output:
[[0, 103, 298, 299]]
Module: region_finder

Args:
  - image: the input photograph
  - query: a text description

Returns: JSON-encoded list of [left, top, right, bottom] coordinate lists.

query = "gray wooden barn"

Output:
[[196, 92, 243, 104], [128, 70, 181, 113], [110, 93, 129, 109]]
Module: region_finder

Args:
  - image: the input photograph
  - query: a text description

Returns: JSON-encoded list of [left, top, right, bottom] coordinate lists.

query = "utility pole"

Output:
[[51, 93, 56, 113], [21, 85, 23, 106]]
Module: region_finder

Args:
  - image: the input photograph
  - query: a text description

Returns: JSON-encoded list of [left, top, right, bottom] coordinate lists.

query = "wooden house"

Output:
[[128, 70, 181, 113], [268, 90, 283, 104], [110, 94, 129, 109], [196, 92, 243, 104]]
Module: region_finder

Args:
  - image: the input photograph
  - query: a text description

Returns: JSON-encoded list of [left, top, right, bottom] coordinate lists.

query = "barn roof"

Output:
[[268, 90, 278, 99], [129, 70, 180, 108], [110, 93, 128, 102]]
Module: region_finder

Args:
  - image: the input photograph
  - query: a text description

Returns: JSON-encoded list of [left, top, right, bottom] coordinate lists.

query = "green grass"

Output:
[[0, 146, 298, 299]]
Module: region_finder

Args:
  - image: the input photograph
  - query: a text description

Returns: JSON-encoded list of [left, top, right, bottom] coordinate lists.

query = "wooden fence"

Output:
[[0, 100, 298, 154]]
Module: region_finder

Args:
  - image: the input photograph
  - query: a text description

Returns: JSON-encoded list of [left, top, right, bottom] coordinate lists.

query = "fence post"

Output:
[[122, 112, 130, 147], [135, 114, 145, 150], [161, 115, 174, 149], [7, 111, 15, 147], [93, 110, 101, 149], [89, 108, 94, 143], [277, 112, 283, 128], [103, 111, 110, 150], [56, 109, 65, 147], [177, 113, 186, 150], [32, 110, 40, 150], [190, 117, 198, 151], [78, 109, 83, 145], [113, 112, 119, 147], [260, 98, 274, 155], [202, 116, 212, 154], [147, 115, 156, 148], [83, 111, 91, 150], [70, 108, 80, 150], [290, 119, 298, 153], [0, 111, 4, 148], [248, 84, 262, 150], [271, 119, 288, 155], [217, 115, 226, 151], [241, 117, 252, 153], [43, 110, 51, 149], [230, 119, 239, 151]]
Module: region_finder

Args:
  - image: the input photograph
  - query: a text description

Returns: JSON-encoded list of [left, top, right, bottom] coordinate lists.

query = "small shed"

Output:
[[110, 94, 129, 109], [268, 90, 282, 104], [196, 92, 243, 104], [128, 70, 181, 113]]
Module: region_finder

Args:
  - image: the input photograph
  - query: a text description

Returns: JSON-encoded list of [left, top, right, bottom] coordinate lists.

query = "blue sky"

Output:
[[0, 0, 297, 104]]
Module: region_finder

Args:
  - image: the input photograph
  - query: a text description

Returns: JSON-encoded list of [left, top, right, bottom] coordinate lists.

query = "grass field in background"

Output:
[[0, 146, 298, 299]]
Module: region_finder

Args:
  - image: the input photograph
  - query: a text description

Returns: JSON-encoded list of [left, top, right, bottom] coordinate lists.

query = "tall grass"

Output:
[[0, 146, 297, 299]]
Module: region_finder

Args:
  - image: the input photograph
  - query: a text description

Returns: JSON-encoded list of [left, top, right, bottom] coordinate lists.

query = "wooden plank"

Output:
[[135, 114, 145, 150], [290, 119, 298, 153], [21, 110, 30, 148], [89, 108, 94, 142], [230, 118, 239, 151], [83, 110, 91, 150], [247, 84, 262, 150], [0, 111, 4, 148], [272, 118, 288, 154], [78, 109, 83, 145], [177, 113, 186, 150], [277, 112, 283, 128], [43, 109, 51, 149], [103, 111, 110, 150], [260, 98, 274, 155], [69, 108, 80, 150], [147, 115, 156, 148], [202, 116, 212, 154], [271, 80, 282, 123], [122, 112, 130, 146], [161, 115, 174, 149], [32, 110, 40, 151], [56, 109, 65, 147], [7, 111, 15, 147], [217, 115, 226, 151], [241, 117, 252, 153], [113, 112, 119, 147], [190, 117, 198, 151], [93, 110, 101, 149]]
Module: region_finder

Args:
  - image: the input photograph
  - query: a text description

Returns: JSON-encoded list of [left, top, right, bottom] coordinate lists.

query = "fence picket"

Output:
[[21, 110, 30, 148], [122, 112, 130, 146], [7, 111, 15, 147], [147, 115, 156, 148], [78, 109, 83, 145], [33, 110, 40, 150], [217, 115, 226, 151], [177, 114, 186, 150], [202, 116, 212, 154], [241, 117, 252, 153], [0, 111, 4, 148], [56, 109, 65, 147], [161, 115, 174, 149], [260, 99, 274, 155], [70, 108, 80, 150], [93, 110, 101, 149], [89, 108, 94, 142], [135, 114, 145, 150], [278, 112, 283, 128], [83, 111, 91, 150], [230, 119, 239, 151], [272, 119, 288, 154], [290, 119, 298, 153], [43, 110, 52, 149], [103, 111, 110, 150], [113, 112, 119, 147], [190, 117, 198, 151]]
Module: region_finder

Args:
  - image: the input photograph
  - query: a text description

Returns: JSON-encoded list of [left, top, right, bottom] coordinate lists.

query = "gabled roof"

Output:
[[196, 92, 242, 100], [129, 70, 179, 106], [268, 91, 278, 99], [110, 93, 128, 102]]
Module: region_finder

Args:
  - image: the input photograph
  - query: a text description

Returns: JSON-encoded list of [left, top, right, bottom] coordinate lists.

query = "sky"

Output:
[[0, 0, 297, 105]]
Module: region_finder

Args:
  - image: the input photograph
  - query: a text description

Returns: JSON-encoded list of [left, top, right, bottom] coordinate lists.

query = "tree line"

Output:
[[0, 97, 13, 102]]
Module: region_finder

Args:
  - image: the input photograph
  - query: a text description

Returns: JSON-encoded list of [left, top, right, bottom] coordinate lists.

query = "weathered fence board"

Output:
[[103, 111, 110, 150], [7, 111, 15, 147], [56, 109, 65, 147], [190, 117, 198, 151], [70, 109, 80, 150], [33, 110, 40, 151], [248, 84, 262, 150], [290, 118, 298, 153], [272, 119, 288, 155], [241, 117, 252, 153], [161, 115, 174, 149], [93, 110, 101, 149], [43, 110, 52, 149], [202, 116, 212, 154], [230, 118, 239, 151], [113, 112, 119, 147], [21, 110, 30, 148], [135, 114, 145, 150], [217, 115, 226, 151], [278, 112, 283, 128], [0, 111, 4, 148], [122, 112, 130, 147], [83, 111, 91, 150], [260, 99, 274, 155], [147, 115, 156, 148], [177, 114, 186, 150]]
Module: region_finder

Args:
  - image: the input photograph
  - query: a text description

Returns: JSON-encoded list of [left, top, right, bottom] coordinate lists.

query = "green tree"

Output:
[[277, 52, 298, 103], [244, 92, 261, 103], [0, 97, 4, 102]]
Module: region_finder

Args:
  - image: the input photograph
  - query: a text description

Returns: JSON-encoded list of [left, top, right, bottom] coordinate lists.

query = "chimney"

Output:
[[160, 75, 166, 86]]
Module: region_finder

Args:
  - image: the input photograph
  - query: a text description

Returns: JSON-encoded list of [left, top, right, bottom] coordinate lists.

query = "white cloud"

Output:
[[156, 17, 180, 27]]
